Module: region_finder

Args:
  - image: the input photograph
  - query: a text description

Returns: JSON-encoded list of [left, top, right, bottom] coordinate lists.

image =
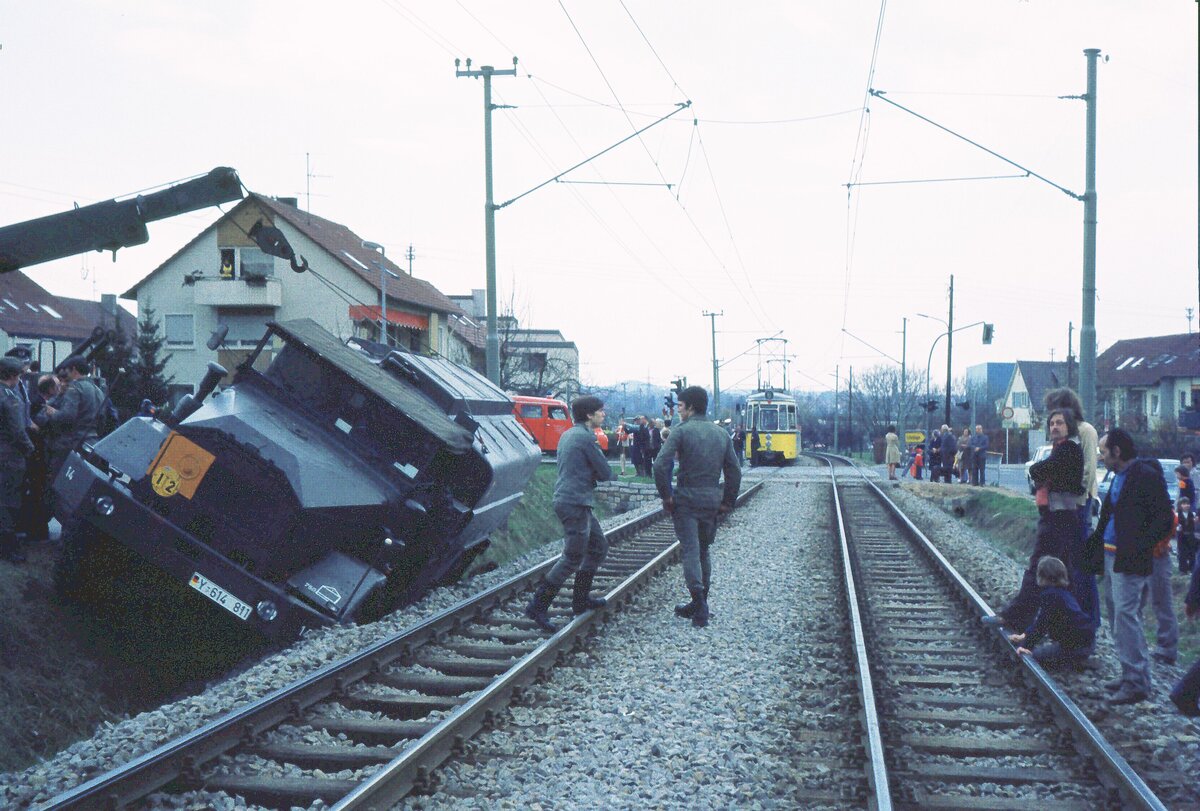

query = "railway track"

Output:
[[45, 483, 762, 811], [815, 453, 1187, 810]]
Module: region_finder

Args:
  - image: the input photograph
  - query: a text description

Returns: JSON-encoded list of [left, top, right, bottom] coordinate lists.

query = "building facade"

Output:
[[123, 195, 461, 401], [1096, 332, 1200, 432]]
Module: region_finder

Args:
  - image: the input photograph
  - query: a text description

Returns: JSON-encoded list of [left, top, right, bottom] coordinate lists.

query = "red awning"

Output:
[[349, 305, 428, 331]]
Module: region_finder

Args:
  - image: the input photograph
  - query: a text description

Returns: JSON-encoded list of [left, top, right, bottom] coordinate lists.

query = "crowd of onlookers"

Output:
[[1, 348, 115, 564], [956, 386, 1200, 717], [894, 423, 990, 484]]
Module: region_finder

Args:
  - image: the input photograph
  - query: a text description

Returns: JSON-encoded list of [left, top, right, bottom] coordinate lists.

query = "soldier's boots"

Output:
[[689, 587, 709, 628], [572, 570, 606, 615], [674, 586, 709, 619], [0, 532, 25, 564], [524, 581, 561, 632]]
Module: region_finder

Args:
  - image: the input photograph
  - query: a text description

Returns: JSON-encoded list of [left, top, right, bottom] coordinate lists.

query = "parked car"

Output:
[[1096, 458, 1180, 505], [1025, 444, 1053, 494], [512, 395, 572, 453]]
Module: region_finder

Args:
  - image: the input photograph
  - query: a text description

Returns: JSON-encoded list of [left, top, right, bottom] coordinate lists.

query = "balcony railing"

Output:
[[193, 277, 281, 308]]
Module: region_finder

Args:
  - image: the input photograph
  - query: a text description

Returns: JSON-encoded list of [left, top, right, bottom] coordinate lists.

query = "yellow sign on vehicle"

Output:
[[905, 431, 925, 444], [146, 431, 215, 499]]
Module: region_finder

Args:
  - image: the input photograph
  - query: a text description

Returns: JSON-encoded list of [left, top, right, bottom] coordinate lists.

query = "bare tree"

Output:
[[495, 291, 580, 399]]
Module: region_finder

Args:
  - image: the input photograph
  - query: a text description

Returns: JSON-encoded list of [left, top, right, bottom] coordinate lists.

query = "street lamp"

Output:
[[920, 315, 989, 439], [362, 241, 400, 347]]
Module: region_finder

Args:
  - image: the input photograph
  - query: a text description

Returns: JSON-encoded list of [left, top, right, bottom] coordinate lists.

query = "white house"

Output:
[[123, 195, 462, 402], [1097, 332, 1200, 432], [0, 271, 136, 370]]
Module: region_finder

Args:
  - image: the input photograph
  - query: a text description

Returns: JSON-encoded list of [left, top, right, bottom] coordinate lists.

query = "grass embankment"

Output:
[[468, 463, 613, 574], [0, 545, 134, 772], [934, 485, 1199, 664]]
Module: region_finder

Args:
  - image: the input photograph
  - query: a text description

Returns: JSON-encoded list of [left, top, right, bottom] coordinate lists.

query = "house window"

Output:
[[1012, 391, 1029, 409], [218, 309, 273, 347], [1182, 391, 1189, 410], [217, 246, 275, 280], [240, 247, 274, 279], [165, 314, 195, 347], [1150, 393, 1159, 417], [525, 352, 547, 373]]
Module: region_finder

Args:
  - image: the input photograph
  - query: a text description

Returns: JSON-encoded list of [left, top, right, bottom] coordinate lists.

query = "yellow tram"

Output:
[[744, 388, 801, 466]]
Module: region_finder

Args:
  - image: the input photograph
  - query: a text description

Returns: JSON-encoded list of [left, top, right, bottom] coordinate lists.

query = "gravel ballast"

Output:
[[6, 463, 1196, 810], [0, 505, 659, 810]]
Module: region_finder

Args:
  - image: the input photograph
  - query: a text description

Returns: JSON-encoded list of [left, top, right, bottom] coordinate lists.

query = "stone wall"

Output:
[[595, 481, 660, 514]]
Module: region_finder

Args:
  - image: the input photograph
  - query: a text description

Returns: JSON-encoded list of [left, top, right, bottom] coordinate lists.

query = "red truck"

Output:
[[512, 395, 608, 453]]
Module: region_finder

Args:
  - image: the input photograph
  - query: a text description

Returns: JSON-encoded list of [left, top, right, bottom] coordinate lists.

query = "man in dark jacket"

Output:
[[1, 357, 35, 562], [1088, 428, 1173, 705], [630, 416, 652, 477], [525, 395, 614, 631], [42, 355, 104, 481], [653, 386, 741, 628]]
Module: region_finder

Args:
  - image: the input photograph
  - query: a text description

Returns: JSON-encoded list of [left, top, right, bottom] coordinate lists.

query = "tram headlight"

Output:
[[256, 600, 278, 621], [93, 496, 115, 516]]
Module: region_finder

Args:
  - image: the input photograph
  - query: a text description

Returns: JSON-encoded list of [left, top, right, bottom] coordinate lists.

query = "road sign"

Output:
[[1002, 406, 1015, 419], [905, 431, 925, 445]]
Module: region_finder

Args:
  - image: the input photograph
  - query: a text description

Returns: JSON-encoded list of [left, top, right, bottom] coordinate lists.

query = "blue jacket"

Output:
[[1023, 586, 1095, 649], [1086, 458, 1173, 576]]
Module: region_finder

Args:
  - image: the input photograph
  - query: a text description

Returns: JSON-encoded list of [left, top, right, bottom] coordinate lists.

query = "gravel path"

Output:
[[400, 475, 834, 810]]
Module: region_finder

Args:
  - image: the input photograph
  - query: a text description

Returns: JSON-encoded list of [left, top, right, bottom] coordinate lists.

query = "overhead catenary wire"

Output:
[[841, 0, 890, 342]]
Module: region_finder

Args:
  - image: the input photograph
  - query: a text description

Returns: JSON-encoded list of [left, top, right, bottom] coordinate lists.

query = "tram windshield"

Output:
[[755, 405, 779, 431]]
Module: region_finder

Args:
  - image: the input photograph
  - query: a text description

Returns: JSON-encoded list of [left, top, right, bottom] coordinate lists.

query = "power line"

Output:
[[841, 0, 890, 342], [558, 4, 770, 329]]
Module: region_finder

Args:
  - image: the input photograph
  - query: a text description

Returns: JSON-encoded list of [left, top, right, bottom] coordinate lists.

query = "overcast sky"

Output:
[[2, 2, 1196, 394]]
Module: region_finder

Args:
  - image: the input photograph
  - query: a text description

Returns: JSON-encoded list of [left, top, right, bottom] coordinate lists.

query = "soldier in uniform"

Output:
[[653, 386, 741, 627], [1, 357, 35, 563], [525, 395, 614, 632], [41, 355, 105, 484]]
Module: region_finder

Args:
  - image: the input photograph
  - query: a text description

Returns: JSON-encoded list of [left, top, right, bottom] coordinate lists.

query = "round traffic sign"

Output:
[[1002, 406, 1015, 419]]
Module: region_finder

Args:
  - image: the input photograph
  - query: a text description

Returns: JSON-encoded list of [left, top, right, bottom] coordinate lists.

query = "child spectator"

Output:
[[1007, 556, 1095, 668], [1178, 464, 1198, 517], [910, 444, 924, 480], [1178, 497, 1196, 574], [1169, 563, 1200, 717]]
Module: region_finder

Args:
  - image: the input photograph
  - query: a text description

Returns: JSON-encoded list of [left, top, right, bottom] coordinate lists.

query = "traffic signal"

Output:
[[982, 323, 994, 344], [923, 399, 939, 412], [956, 401, 971, 411], [664, 393, 676, 411], [670, 377, 686, 393]]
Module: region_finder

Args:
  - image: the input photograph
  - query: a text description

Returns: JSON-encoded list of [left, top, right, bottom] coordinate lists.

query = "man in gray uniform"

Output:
[[653, 386, 741, 627], [41, 355, 104, 482], [1, 357, 35, 563], [525, 395, 614, 632]]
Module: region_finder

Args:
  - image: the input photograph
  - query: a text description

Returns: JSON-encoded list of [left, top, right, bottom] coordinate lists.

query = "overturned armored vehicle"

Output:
[[53, 318, 541, 640]]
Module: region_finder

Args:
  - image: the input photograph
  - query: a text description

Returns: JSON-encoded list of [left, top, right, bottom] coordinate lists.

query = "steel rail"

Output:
[[815, 453, 1167, 811], [48, 483, 763, 811], [333, 480, 764, 809], [820, 457, 894, 811]]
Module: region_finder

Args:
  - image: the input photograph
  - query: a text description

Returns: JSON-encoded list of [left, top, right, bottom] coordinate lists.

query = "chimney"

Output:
[[101, 293, 117, 318]]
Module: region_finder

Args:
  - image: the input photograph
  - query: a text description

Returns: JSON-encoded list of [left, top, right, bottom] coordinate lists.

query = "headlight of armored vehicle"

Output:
[[93, 496, 115, 516]]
